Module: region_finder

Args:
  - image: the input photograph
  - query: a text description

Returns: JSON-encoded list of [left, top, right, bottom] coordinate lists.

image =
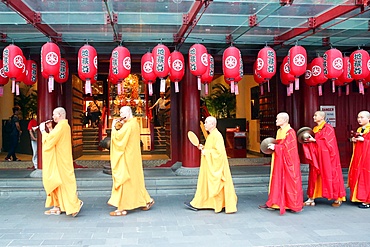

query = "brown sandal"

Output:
[[109, 210, 127, 216], [332, 200, 342, 207], [142, 199, 155, 211]]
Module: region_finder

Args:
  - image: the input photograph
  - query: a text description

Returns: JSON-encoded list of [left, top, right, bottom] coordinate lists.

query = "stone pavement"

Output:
[[1, 167, 370, 247]]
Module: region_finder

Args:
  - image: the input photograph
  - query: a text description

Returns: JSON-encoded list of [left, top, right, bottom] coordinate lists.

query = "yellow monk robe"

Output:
[[190, 128, 238, 213], [42, 119, 81, 215], [108, 117, 152, 210]]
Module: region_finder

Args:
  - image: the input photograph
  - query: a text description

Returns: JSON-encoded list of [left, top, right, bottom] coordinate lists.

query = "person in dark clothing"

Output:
[[5, 107, 22, 161], [90, 100, 101, 128]]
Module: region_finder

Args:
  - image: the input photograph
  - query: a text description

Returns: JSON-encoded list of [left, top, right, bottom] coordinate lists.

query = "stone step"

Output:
[[0, 173, 315, 196]]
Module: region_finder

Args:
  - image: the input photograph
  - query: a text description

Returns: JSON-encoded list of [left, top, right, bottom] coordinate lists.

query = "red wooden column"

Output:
[[181, 67, 200, 168], [37, 77, 57, 169], [300, 83, 319, 163], [303, 83, 319, 126]]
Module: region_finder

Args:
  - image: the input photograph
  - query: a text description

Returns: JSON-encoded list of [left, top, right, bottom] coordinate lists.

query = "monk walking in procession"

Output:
[[301, 111, 346, 207], [348, 110, 370, 209], [108, 106, 155, 216], [184, 116, 237, 214], [259, 112, 303, 215], [40, 107, 83, 217]]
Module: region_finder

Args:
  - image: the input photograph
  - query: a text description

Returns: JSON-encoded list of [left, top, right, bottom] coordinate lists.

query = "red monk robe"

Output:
[[265, 124, 303, 215], [302, 122, 346, 203], [348, 124, 370, 203]]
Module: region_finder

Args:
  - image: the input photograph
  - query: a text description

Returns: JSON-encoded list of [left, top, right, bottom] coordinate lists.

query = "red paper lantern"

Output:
[[311, 56, 327, 96], [350, 49, 369, 95], [304, 62, 317, 87], [55, 58, 69, 84], [24, 60, 38, 86], [256, 46, 276, 93], [78, 44, 98, 95], [280, 56, 295, 96], [3, 44, 25, 94], [109, 46, 131, 82], [201, 54, 214, 95], [253, 61, 265, 95], [189, 43, 208, 90], [141, 52, 157, 96], [41, 42, 61, 93], [323, 48, 343, 93], [338, 56, 352, 95], [223, 46, 241, 94], [169, 50, 185, 93], [233, 55, 244, 95], [152, 44, 170, 93], [0, 60, 8, 97], [109, 46, 131, 95], [288, 45, 307, 90]]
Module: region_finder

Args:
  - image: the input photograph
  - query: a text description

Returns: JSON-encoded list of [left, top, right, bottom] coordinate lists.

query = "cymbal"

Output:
[[297, 127, 314, 144], [260, 137, 277, 155]]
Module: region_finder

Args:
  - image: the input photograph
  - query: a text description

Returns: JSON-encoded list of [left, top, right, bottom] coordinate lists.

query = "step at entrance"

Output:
[[83, 128, 100, 155]]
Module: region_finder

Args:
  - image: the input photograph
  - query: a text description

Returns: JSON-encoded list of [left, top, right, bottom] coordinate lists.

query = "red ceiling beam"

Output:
[[173, 0, 212, 44], [274, 3, 362, 46], [0, 33, 7, 42], [2, 0, 62, 43]]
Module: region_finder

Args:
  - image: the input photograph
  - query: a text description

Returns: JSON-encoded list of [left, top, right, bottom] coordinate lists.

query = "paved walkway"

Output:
[[1, 167, 370, 247]]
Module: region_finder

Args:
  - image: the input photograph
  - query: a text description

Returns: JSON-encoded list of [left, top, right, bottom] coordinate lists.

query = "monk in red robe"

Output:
[[301, 111, 346, 207], [348, 110, 370, 208], [259, 112, 303, 215]]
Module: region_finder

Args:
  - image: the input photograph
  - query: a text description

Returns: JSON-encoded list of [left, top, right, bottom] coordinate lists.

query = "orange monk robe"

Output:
[[108, 117, 152, 210], [42, 119, 81, 215], [266, 124, 303, 215], [302, 122, 346, 201], [348, 124, 370, 203], [190, 128, 238, 213]]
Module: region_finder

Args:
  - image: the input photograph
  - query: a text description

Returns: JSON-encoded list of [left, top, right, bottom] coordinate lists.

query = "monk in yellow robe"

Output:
[[40, 107, 83, 217], [184, 116, 237, 213], [108, 106, 154, 216]]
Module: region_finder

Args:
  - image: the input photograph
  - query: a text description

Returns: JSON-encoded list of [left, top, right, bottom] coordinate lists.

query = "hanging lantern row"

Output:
[[255, 43, 370, 97]]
